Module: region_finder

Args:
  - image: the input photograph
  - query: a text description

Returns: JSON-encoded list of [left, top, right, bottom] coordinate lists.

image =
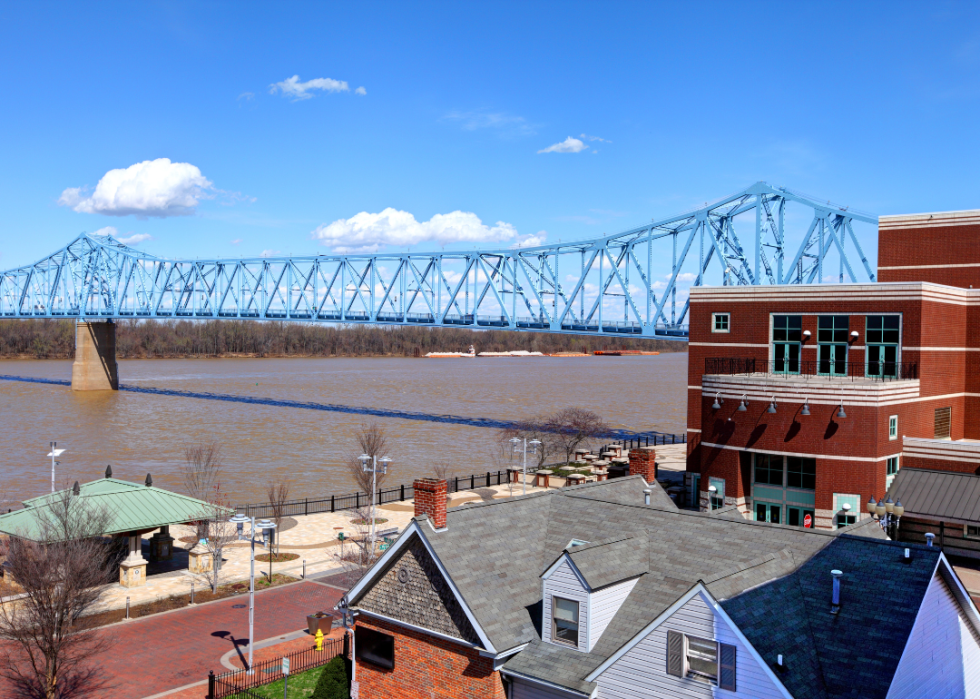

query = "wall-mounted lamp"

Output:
[[837, 402, 847, 419], [712, 392, 723, 410], [850, 331, 859, 340], [801, 398, 810, 416], [803, 330, 811, 339], [767, 396, 778, 414], [738, 394, 748, 412]]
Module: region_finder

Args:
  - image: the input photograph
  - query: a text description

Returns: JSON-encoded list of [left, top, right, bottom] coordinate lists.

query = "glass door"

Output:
[[818, 316, 848, 376], [772, 315, 801, 374], [755, 502, 781, 523], [866, 315, 899, 377], [787, 507, 815, 528]]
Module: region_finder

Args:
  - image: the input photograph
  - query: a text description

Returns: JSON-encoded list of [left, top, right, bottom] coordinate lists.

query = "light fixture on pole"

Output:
[[359, 453, 392, 552], [867, 495, 903, 538], [510, 437, 541, 496], [228, 514, 277, 675], [47, 442, 66, 493]]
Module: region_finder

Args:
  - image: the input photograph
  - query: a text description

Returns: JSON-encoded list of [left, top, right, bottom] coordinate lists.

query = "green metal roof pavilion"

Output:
[[0, 475, 231, 541]]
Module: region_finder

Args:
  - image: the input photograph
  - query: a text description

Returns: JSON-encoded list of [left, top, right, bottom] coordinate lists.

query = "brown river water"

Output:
[[0, 354, 687, 504]]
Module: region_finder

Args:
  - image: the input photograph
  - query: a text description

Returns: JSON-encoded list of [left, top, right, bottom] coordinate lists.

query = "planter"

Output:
[[308, 611, 334, 635]]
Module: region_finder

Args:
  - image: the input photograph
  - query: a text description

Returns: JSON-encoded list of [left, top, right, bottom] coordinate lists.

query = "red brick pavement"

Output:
[[0, 581, 342, 699]]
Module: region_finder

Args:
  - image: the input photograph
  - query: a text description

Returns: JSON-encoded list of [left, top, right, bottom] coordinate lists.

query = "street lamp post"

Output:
[[509, 437, 541, 496], [358, 454, 392, 552], [46, 442, 66, 493], [228, 514, 276, 674]]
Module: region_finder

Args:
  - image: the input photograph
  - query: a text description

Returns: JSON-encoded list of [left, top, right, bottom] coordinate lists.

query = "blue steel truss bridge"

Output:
[[0, 182, 877, 340]]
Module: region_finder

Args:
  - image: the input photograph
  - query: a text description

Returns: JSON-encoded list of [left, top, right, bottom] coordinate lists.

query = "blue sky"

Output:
[[1, 1, 978, 274]]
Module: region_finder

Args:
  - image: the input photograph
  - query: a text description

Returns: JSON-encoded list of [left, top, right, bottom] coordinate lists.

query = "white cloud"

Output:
[[269, 75, 350, 100], [312, 209, 519, 254], [442, 110, 535, 136], [260, 249, 281, 258], [673, 272, 698, 282], [538, 137, 587, 154], [231, 238, 242, 245], [117, 233, 153, 246], [91, 226, 118, 237], [579, 133, 610, 143], [59, 158, 213, 218], [355, 86, 367, 96], [511, 231, 547, 249], [238, 92, 254, 101]]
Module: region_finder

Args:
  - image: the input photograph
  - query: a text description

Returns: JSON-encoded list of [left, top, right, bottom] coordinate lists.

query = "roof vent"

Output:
[[72, 481, 80, 496], [831, 569, 843, 614], [925, 532, 935, 547], [776, 654, 786, 671], [145, 473, 153, 488], [105, 465, 112, 479], [643, 488, 651, 505]]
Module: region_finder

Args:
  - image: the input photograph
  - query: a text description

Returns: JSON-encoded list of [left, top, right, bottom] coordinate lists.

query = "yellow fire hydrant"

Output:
[[315, 628, 324, 651]]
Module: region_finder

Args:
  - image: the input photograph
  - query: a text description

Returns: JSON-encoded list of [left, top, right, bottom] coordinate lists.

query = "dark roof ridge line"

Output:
[[703, 551, 779, 585], [565, 534, 636, 554]]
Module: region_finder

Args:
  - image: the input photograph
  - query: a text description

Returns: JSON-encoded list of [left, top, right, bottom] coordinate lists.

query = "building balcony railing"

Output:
[[705, 357, 919, 381]]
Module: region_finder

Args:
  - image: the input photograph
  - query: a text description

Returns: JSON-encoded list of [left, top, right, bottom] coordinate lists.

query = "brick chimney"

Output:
[[414, 478, 448, 529], [628, 447, 656, 484]]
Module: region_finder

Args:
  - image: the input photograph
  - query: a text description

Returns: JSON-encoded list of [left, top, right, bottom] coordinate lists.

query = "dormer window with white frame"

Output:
[[552, 597, 579, 647]]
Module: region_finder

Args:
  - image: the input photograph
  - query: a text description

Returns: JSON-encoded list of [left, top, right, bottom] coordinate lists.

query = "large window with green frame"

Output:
[[772, 315, 802, 374], [866, 315, 900, 378], [817, 316, 849, 376], [751, 453, 815, 527]]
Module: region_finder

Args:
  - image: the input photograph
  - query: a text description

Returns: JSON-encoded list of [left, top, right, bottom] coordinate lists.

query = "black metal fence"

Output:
[[233, 433, 687, 518], [208, 636, 346, 699], [705, 357, 918, 381]]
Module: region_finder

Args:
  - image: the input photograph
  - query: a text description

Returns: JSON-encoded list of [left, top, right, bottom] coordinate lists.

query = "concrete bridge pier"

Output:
[[71, 321, 118, 391]]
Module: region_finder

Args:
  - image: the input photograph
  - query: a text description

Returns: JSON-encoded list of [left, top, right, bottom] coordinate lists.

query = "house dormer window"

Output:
[[552, 597, 579, 646]]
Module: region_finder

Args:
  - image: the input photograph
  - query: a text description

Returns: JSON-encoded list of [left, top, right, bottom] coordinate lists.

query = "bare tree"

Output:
[[265, 480, 291, 556], [344, 422, 391, 496], [0, 487, 115, 699], [181, 441, 222, 542], [329, 506, 381, 590], [543, 407, 611, 465], [194, 482, 233, 595]]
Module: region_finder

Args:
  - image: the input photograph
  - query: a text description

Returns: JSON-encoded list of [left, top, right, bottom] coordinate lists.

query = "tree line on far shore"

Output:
[[0, 319, 685, 359]]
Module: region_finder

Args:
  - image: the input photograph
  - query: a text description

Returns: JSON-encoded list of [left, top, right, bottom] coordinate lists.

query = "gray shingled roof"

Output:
[[887, 467, 980, 524], [356, 476, 938, 698], [565, 535, 648, 590]]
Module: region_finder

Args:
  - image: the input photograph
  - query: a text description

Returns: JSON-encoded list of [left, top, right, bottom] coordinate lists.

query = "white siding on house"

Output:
[[589, 577, 640, 652], [886, 574, 980, 699], [511, 678, 587, 699], [542, 558, 590, 652], [594, 590, 786, 699]]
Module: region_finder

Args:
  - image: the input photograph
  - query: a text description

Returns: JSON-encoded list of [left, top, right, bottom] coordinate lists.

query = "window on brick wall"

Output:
[[888, 415, 898, 440], [772, 315, 802, 374], [935, 407, 951, 439], [712, 313, 730, 333], [818, 316, 849, 376], [356, 626, 395, 670], [754, 454, 783, 486], [886, 456, 899, 490], [786, 457, 816, 490], [867, 315, 900, 378], [966, 525, 980, 540]]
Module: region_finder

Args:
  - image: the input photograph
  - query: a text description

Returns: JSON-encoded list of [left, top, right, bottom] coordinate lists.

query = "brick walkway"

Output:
[[2, 580, 343, 699]]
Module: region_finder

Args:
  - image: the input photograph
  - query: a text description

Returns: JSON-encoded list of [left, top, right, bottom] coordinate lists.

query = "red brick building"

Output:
[[686, 208, 980, 529]]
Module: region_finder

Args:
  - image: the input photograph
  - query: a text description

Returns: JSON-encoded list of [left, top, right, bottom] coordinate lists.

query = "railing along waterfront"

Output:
[[704, 357, 918, 381], [233, 433, 686, 518], [208, 636, 346, 699]]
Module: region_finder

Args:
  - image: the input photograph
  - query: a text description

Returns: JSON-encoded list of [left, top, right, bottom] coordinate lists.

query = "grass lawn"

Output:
[[229, 664, 328, 699]]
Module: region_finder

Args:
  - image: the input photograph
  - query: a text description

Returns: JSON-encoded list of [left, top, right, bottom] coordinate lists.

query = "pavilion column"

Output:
[[119, 533, 148, 588], [149, 525, 174, 561]]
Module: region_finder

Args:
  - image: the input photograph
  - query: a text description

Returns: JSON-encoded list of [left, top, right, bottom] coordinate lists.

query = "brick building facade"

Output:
[[686, 208, 980, 529]]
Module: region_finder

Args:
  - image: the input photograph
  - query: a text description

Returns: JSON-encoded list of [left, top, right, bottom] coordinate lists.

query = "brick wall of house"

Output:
[[354, 616, 505, 699], [900, 456, 980, 475], [878, 213, 980, 288]]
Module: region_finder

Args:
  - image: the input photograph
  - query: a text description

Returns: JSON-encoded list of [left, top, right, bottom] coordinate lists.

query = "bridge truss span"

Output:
[[0, 182, 877, 339]]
